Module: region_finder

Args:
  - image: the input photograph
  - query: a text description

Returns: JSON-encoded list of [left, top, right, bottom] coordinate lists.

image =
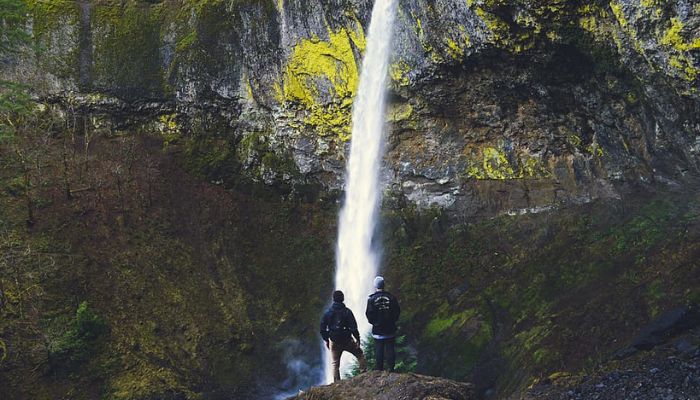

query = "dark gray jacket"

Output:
[[366, 290, 400, 336]]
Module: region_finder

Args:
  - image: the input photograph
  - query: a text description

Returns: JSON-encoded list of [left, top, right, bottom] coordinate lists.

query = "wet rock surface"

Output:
[[289, 371, 475, 400]]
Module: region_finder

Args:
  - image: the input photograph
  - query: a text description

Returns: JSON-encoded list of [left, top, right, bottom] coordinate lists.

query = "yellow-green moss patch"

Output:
[[661, 18, 700, 52], [390, 60, 412, 86], [465, 146, 551, 180], [278, 26, 366, 141]]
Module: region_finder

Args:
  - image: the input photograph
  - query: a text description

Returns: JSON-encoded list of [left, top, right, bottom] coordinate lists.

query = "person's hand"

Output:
[[325, 340, 330, 350]]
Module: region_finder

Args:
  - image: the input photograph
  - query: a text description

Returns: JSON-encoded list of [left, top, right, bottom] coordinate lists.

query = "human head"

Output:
[[333, 290, 344, 303], [374, 276, 385, 290]]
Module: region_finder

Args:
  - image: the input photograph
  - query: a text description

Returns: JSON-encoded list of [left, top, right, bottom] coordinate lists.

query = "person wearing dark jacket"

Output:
[[365, 276, 401, 372], [320, 290, 367, 381]]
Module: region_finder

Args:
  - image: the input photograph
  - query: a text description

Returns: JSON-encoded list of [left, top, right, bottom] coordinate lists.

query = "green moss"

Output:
[[586, 142, 604, 157], [425, 308, 477, 338], [185, 136, 236, 180], [409, 12, 443, 63], [515, 323, 551, 353], [235, 130, 299, 181], [390, 60, 412, 87], [304, 102, 354, 141], [606, 0, 698, 84], [278, 26, 365, 141], [609, 2, 627, 29], [93, 2, 164, 99], [519, 157, 551, 178], [25, 0, 78, 38], [640, 0, 663, 7], [466, 147, 514, 180], [577, 4, 609, 34], [158, 114, 180, 146], [661, 18, 700, 52], [482, 147, 514, 179], [22, 0, 80, 80], [388, 103, 413, 122], [176, 30, 198, 53], [659, 18, 699, 81], [465, 146, 550, 180], [467, 0, 571, 53], [443, 26, 472, 60], [445, 37, 464, 59], [421, 305, 493, 379]]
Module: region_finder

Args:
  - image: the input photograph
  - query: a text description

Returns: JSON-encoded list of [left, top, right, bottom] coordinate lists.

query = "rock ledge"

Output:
[[290, 371, 475, 400]]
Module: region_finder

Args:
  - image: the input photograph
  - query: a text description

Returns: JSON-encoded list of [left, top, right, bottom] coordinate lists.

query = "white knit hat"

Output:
[[374, 276, 385, 289]]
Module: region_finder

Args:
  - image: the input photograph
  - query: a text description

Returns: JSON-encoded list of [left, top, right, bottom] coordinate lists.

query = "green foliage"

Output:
[[687, 289, 700, 306], [0, 0, 31, 142], [350, 333, 417, 377], [45, 301, 107, 369], [392, 334, 418, 372], [0, 0, 29, 53], [0, 81, 31, 141]]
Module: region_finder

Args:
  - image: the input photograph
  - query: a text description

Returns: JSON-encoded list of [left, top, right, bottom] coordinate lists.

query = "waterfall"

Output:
[[324, 0, 398, 384]]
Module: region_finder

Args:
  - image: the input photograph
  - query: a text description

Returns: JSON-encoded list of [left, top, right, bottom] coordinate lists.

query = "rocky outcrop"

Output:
[[3, 0, 699, 217], [290, 371, 475, 400], [525, 326, 700, 400]]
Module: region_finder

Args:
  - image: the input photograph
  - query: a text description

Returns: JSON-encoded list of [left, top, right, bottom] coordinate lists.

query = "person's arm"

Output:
[[347, 309, 361, 342], [320, 311, 330, 343], [365, 297, 376, 325]]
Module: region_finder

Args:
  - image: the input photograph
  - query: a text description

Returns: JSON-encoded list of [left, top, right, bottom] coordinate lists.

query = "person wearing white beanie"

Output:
[[365, 276, 401, 371]]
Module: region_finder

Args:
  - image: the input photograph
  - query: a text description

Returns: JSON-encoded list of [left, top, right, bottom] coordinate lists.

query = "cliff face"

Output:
[[4, 0, 699, 216], [2, 1, 700, 399]]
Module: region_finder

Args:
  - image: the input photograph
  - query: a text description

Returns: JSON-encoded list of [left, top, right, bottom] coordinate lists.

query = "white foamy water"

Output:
[[324, 0, 398, 384]]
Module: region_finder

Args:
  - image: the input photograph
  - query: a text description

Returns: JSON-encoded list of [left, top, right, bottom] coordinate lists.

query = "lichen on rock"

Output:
[[277, 25, 365, 141]]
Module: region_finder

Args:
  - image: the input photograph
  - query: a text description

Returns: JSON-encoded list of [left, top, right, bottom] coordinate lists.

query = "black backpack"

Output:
[[328, 307, 351, 341]]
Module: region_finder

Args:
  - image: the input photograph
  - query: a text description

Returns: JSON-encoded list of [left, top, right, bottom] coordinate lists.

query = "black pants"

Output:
[[374, 337, 396, 372]]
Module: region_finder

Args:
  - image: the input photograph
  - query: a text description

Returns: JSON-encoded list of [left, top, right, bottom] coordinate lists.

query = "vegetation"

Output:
[[0, 0, 29, 54], [349, 333, 417, 377], [44, 301, 107, 368], [382, 192, 700, 394]]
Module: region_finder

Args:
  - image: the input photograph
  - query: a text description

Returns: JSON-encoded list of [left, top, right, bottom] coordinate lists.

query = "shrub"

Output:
[[45, 301, 107, 369], [350, 333, 417, 377]]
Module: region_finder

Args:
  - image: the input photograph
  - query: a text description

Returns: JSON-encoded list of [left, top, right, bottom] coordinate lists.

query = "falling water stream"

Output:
[[324, 0, 399, 384]]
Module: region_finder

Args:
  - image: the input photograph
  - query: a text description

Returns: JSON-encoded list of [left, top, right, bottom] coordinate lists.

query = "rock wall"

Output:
[[3, 0, 699, 216]]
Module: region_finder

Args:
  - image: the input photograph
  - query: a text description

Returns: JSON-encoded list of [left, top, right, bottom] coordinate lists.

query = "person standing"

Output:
[[366, 276, 401, 372], [320, 290, 367, 382]]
